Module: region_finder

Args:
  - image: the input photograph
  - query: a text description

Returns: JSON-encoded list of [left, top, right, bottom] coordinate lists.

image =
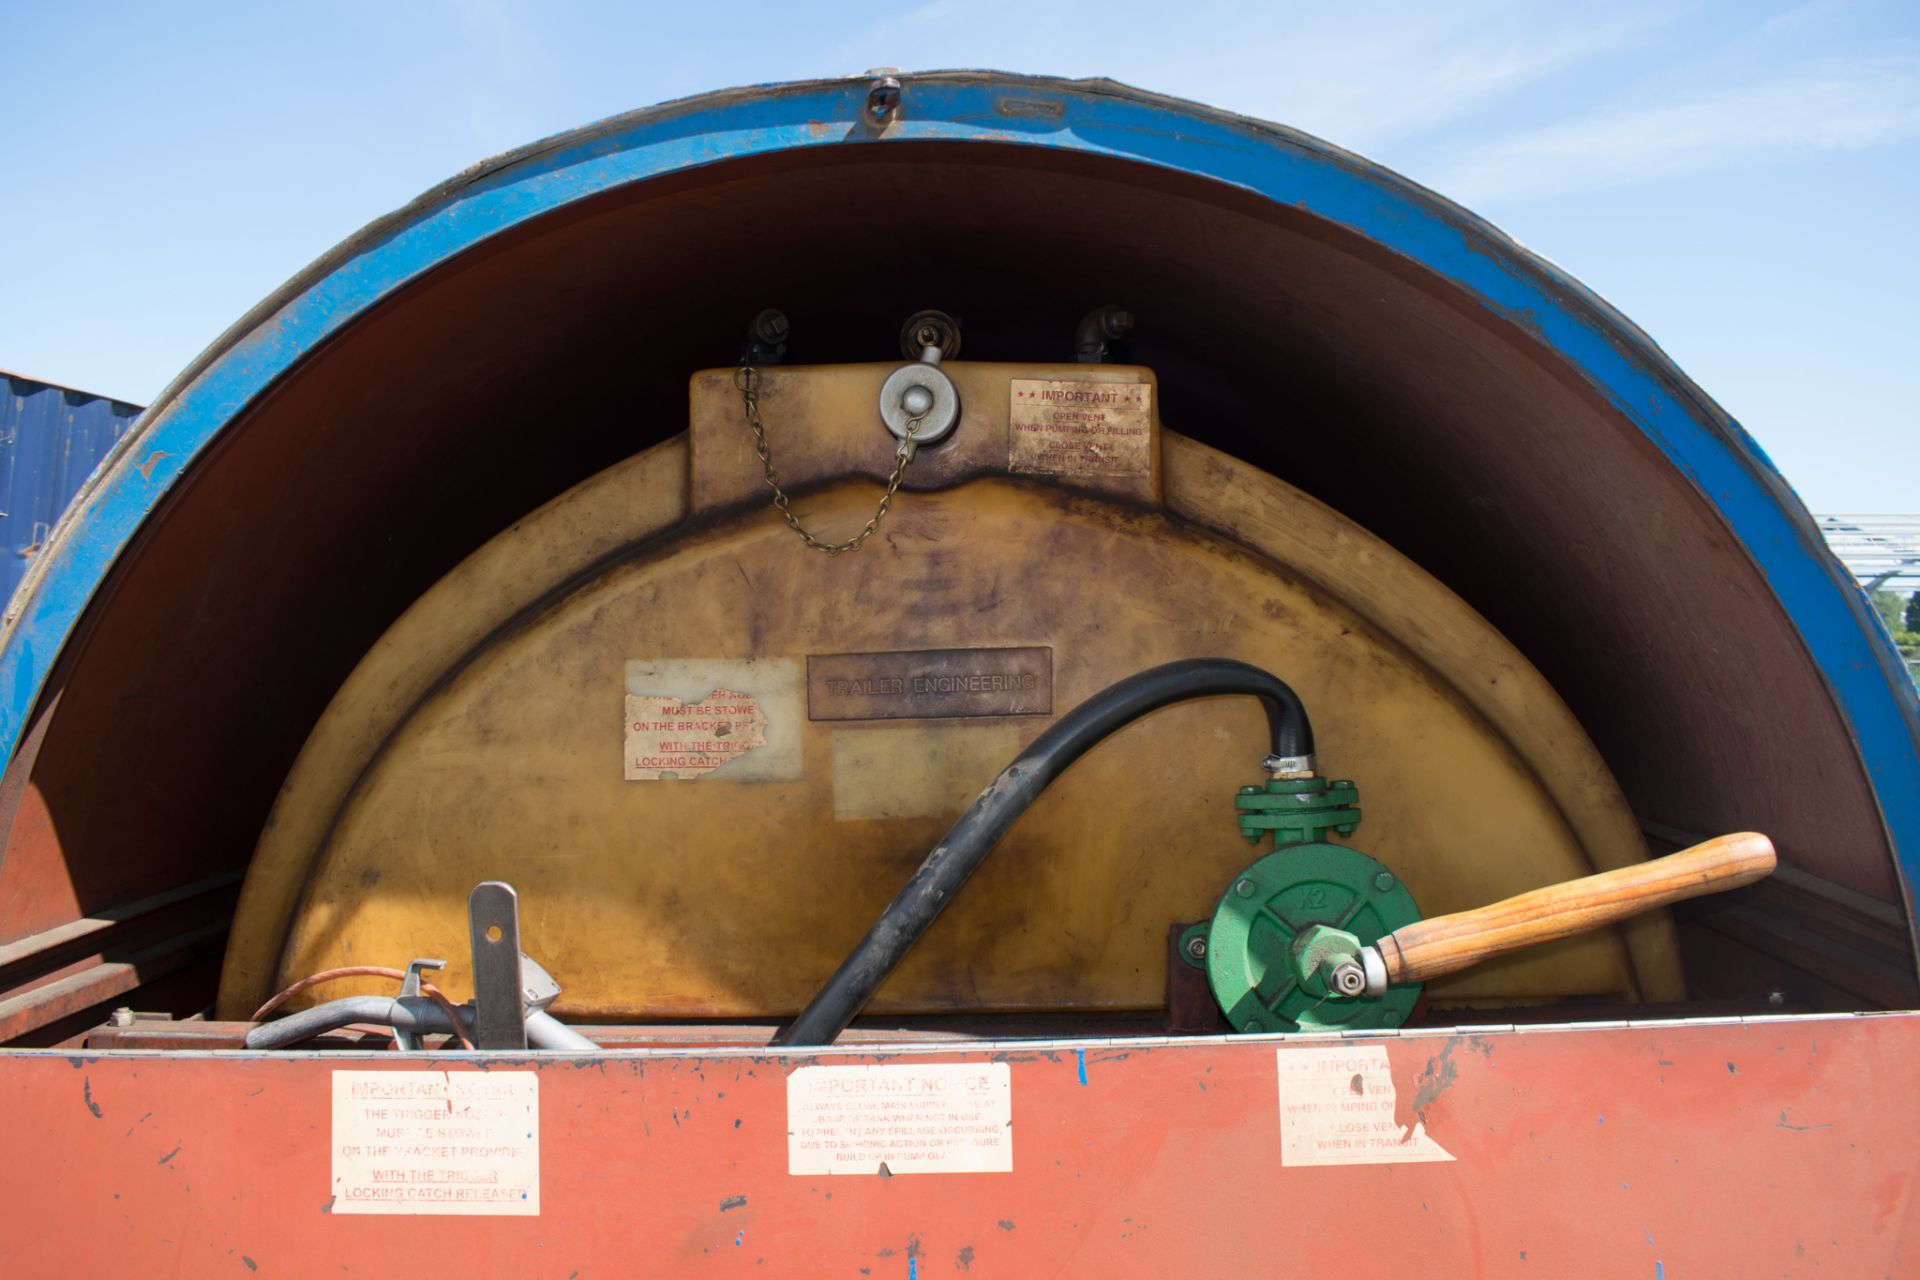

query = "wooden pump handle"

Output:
[[1375, 832, 1776, 987]]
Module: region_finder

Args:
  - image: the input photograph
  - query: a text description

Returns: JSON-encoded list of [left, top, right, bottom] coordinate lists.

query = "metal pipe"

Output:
[[773, 657, 1313, 1046], [245, 997, 597, 1051], [243, 996, 451, 1049], [526, 1009, 599, 1051]]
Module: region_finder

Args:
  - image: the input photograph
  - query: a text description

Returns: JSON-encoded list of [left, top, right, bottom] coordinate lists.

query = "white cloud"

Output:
[[1175, 2, 1679, 150], [1430, 54, 1920, 204], [829, 0, 1677, 151]]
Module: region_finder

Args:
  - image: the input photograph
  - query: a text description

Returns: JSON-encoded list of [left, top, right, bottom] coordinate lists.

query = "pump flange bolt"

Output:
[[1185, 935, 1208, 961]]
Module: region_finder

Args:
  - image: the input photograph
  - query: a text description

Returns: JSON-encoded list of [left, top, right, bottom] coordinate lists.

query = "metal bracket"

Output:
[[467, 882, 527, 1051], [865, 73, 902, 126], [391, 957, 446, 1051]]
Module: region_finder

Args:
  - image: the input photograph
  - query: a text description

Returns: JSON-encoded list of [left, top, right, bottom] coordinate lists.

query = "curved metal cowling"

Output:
[[0, 72, 1913, 934]]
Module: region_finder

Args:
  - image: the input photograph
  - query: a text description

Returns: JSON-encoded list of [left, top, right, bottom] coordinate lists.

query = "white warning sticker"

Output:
[[787, 1063, 1012, 1176], [1276, 1045, 1455, 1167], [624, 658, 802, 781], [624, 688, 769, 779], [330, 1071, 540, 1215]]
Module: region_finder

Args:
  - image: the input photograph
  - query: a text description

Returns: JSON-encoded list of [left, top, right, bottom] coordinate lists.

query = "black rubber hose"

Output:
[[773, 657, 1313, 1046]]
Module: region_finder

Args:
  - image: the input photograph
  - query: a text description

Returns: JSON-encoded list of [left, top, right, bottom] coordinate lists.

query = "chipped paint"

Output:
[[1407, 1038, 1461, 1121]]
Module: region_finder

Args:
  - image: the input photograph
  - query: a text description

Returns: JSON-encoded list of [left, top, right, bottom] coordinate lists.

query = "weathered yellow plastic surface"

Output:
[[220, 362, 1679, 1020]]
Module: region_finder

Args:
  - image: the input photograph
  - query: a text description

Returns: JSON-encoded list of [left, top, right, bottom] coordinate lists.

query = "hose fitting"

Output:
[[774, 657, 1314, 1046]]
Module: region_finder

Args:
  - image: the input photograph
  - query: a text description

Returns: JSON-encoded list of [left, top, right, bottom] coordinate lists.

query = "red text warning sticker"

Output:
[[1009, 378, 1152, 477], [624, 689, 769, 780]]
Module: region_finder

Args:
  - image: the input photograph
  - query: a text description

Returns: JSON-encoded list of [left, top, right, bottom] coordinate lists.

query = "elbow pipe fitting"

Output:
[[774, 657, 1314, 1047], [1073, 305, 1134, 363]]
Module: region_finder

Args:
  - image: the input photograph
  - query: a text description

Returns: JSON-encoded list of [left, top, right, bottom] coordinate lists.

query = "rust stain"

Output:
[[134, 450, 172, 481]]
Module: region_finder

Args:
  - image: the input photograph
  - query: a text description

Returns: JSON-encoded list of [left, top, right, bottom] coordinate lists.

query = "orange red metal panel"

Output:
[[3, 1014, 1915, 1277]]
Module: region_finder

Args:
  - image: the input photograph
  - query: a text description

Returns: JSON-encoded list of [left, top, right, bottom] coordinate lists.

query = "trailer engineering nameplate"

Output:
[[807, 648, 1052, 721]]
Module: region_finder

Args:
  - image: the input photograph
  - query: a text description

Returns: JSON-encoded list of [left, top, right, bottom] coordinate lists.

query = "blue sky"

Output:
[[2, 0, 1914, 510]]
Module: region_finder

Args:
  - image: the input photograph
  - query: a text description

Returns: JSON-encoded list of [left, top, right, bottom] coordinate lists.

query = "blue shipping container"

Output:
[[0, 372, 143, 606]]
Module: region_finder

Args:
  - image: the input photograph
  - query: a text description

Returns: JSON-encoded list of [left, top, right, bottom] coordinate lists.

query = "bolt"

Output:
[[1235, 878, 1257, 898], [1184, 935, 1208, 961], [1373, 871, 1396, 892], [1767, 987, 1787, 1007], [901, 384, 935, 416], [108, 1007, 135, 1028], [1328, 961, 1366, 997], [1244, 1018, 1263, 1032]]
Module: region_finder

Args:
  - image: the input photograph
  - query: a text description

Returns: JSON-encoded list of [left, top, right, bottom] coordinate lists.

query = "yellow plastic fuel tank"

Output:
[[219, 359, 1679, 1020]]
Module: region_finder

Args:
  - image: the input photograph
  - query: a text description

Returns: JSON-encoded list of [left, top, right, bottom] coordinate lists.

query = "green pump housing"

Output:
[[1183, 776, 1423, 1033]]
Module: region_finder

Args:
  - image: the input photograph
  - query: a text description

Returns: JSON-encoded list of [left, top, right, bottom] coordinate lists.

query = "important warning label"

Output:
[[1275, 1045, 1454, 1167], [624, 688, 768, 780], [330, 1071, 539, 1215], [787, 1063, 1012, 1176], [1009, 378, 1153, 477]]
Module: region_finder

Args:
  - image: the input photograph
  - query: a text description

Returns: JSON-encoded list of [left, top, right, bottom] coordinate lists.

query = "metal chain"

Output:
[[735, 363, 923, 556]]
